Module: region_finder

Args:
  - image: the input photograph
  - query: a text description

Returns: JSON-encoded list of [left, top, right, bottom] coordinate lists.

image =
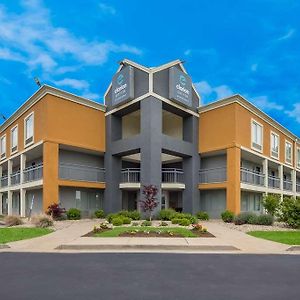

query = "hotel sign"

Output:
[[169, 67, 192, 107], [112, 66, 134, 106]]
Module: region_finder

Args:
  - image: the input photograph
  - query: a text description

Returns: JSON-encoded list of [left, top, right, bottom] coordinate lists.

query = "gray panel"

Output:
[[25, 189, 43, 216], [200, 190, 226, 219], [201, 155, 227, 169], [59, 150, 104, 168]]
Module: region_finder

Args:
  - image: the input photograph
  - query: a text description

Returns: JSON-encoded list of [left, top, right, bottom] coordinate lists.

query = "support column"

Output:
[[20, 188, 26, 217], [7, 159, 13, 187], [226, 147, 241, 214], [43, 142, 59, 212], [140, 97, 162, 215], [263, 158, 268, 188], [20, 154, 26, 184], [7, 190, 12, 215], [291, 169, 296, 196], [0, 193, 2, 215], [278, 165, 283, 200]]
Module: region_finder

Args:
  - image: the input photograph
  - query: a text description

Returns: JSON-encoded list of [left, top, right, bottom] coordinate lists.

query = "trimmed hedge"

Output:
[[234, 212, 273, 226], [94, 209, 105, 219], [196, 211, 209, 220], [66, 208, 81, 220], [221, 210, 234, 223], [159, 209, 176, 221]]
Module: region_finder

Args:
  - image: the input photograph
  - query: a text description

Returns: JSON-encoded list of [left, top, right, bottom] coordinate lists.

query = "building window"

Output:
[[270, 132, 279, 159], [11, 125, 18, 154], [285, 141, 292, 164], [0, 135, 6, 159], [24, 112, 34, 146], [297, 148, 300, 169], [251, 120, 263, 151]]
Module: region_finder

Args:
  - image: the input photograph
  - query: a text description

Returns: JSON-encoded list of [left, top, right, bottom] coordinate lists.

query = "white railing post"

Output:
[[7, 159, 13, 187], [263, 159, 268, 188], [278, 165, 283, 191]]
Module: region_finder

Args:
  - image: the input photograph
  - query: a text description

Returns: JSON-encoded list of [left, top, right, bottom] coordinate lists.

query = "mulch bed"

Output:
[[82, 228, 215, 238]]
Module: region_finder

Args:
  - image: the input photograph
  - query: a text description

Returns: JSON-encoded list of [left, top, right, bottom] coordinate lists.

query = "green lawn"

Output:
[[0, 228, 53, 244], [94, 226, 198, 237], [247, 231, 300, 245]]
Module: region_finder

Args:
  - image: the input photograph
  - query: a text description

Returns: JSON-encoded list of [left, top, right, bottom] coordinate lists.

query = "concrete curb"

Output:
[[0, 244, 10, 249], [56, 244, 240, 251], [286, 246, 300, 251]]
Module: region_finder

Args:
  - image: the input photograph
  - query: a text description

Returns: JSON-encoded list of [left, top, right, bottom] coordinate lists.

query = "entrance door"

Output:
[[161, 191, 169, 210]]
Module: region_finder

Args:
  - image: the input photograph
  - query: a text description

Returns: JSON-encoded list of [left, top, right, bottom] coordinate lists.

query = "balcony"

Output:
[[0, 175, 8, 188], [199, 167, 226, 184], [23, 163, 43, 183], [240, 168, 265, 186], [10, 171, 20, 186], [283, 179, 293, 191], [268, 175, 280, 189], [59, 163, 105, 182], [120, 168, 184, 184]]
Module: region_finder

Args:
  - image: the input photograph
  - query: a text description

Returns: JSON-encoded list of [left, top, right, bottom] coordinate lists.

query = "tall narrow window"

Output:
[[285, 141, 292, 164], [251, 120, 263, 151], [0, 135, 6, 159], [270, 132, 279, 159], [297, 148, 300, 169], [24, 112, 34, 146], [11, 125, 18, 153]]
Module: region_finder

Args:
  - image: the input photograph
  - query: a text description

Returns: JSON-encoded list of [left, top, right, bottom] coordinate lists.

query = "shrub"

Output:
[[122, 217, 132, 225], [159, 209, 176, 221], [247, 214, 259, 225], [179, 218, 191, 226], [234, 212, 257, 225], [141, 220, 152, 226], [262, 194, 280, 216], [46, 203, 66, 221], [94, 209, 105, 219], [171, 218, 181, 224], [256, 214, 274, 226], [31, 215, 53, 228], [159, 221, 168, 226], [106, 213, 116, 223], [4, 215, 23, 227], [112, 217, 124, 226], [127, 210, 141, 220], [66, 208, 81, 220], [279, 197, 300, 228], [196, 211, 209, 220], [221, 210, 235, 223], [132, 222, 139, 226], [172, 213, 197, 224]]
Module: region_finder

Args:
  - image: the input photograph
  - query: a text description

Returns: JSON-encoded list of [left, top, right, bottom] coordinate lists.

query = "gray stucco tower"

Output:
[[104, 59, 200, 214]]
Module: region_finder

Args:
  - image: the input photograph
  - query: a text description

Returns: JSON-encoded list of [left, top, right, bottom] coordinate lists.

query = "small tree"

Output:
[[262, 194, 280, 216], [140, 185, 159, 221]]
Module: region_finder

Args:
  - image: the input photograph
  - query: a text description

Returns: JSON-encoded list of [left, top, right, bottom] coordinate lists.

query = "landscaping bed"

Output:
[[247, 231, 300, 245], [83, 226, 215, 238]]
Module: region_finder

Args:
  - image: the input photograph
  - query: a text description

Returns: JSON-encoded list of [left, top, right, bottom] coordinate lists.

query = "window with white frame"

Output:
[[297, 148, 300, 169], [11, 125, 18, 153], [251, 120, 263, 151], [285, 141, 292, 164], [24, 113, 34, 146], [0, 135, 6, 159], [270, 132, 279, 159]]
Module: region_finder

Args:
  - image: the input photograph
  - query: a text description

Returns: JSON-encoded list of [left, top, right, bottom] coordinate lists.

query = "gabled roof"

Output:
[[0, 85, 106, 133]]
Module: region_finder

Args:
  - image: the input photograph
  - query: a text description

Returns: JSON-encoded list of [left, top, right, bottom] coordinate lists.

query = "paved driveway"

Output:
[[0, 253, 299, 300]]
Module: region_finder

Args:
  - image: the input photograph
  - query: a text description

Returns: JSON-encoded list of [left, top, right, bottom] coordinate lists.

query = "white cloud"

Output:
[[278, 28, 295, 41], [194, 81, 212, 95], [53, 78, 90, 90], [99, 3, 116, 15], [285, 103, 300, 123], [81, 92, 100, 100], [251, 95, 283, 111], [214, 85, 234, 99], [194, 80, 233, 100]]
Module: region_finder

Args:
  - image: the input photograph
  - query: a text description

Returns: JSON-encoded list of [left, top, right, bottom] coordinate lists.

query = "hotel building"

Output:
[[1, 59, 300, 218]]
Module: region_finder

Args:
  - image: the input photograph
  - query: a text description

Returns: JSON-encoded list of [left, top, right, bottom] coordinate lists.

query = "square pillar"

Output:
[[263, 158, 268, 188], [7, 190, 12, 215], [7, 159, 13, 187], [0, 193, 3, 215], [20, 154, 26, 184], [226, 147, 241, 214], [278, 165, 283, 191], [20, 188, 26, 217], [291, 169, 296, 195]]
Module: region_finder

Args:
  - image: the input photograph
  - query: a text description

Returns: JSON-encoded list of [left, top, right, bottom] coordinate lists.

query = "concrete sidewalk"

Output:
[[1, 220, 299, 254]]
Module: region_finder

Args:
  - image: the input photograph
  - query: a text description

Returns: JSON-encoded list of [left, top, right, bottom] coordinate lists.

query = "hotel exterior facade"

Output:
[[1, 59, 300, 218]]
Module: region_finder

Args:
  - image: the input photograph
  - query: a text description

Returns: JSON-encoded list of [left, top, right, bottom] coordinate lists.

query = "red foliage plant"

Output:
[[140, 185, 159, 221], [46, 203, 66, 220]]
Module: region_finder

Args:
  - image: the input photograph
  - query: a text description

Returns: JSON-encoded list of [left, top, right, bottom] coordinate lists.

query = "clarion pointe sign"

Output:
[[111, 65, 193, 108]]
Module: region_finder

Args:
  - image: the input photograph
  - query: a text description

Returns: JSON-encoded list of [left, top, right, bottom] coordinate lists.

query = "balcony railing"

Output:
[[23, 164, 43, 183], [121, 168, 140, 183], [120, 168, 184, 184], [0, 175, 8, 188], [283, 179, 293, 191], [162, 168, 184, 183], [199, 167, 227, 184], [268, 175, 280, 189], [10, 171, 20, 186], [59, 163, 105, 182], [240, 168, 265, 186]]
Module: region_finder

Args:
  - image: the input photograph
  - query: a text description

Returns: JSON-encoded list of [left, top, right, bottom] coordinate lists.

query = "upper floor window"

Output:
[[251, 120, 263, 152], [285, 141, 292, 164], [24, 112, 34, 146], [270, 132, 279, 159], [297, 147, 300, 169], [0, 135, 6, 160], [11, 125, 18, 154]]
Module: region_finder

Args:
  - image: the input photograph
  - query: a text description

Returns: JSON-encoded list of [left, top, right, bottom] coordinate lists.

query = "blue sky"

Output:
[[1, 0, 300, 135]]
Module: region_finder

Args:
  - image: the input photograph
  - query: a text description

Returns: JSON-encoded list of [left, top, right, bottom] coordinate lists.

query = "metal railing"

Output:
[[59, 163, 105, 182], [0, 175, 8, 187], [240, 168, 265, 186], [23, 163, 43, 183], [121, 168, 140, 183], [283, 179, 293, 191], [162, 168, 184, 183], [268, 175, 280, 189], [199, 167, 226, 183], [10, 171, 20, 186]]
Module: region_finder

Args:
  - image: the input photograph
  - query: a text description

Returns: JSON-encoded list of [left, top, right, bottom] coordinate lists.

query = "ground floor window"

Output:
[[241, 192, 262, 213]]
